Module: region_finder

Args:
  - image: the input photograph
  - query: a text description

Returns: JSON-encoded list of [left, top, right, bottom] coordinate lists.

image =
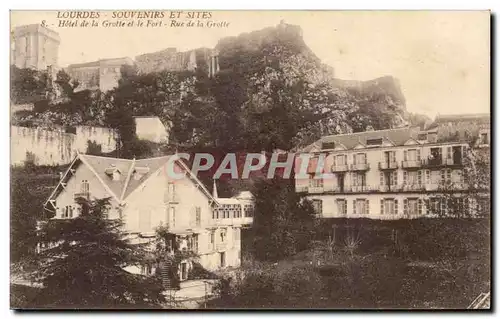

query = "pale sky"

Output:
[[10, 10, 490, 118]]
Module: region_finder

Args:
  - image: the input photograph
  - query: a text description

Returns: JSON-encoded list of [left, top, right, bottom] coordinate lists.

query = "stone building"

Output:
[[66, 57, 134, 92], [135, 47, 219, 77], [10, 24, 60, 73], [295, 118, 490, 219]]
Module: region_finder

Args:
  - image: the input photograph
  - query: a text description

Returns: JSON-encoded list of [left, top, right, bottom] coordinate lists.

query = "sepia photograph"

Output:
[[9, 10, 491, 310]]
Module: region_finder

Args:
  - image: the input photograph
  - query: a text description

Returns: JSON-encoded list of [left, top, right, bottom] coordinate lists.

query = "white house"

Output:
[[134, 116, 169, 144], [42, 153, 252, 282]]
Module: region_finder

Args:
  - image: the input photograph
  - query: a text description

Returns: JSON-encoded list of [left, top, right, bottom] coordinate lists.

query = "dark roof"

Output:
[[302, 126, 421, 152], [434, 113, 491, 124]]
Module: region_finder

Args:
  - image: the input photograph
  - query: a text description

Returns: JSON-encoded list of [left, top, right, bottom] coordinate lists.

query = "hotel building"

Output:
[[295, 121, 490, 219]]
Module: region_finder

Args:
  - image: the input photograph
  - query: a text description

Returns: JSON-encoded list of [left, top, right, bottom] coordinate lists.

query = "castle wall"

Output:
[[11, 125, 118, 166]]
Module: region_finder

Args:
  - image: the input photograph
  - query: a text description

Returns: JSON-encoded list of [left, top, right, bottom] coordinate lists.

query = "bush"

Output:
[[33, 100, 50, 113]]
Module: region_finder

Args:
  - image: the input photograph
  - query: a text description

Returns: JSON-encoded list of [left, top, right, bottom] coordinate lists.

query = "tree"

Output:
[[32, 198, 165, 309], [55, 69, 79, 99], [251, 176, 316, 261], [10, 65, 49, 104], [425, 145, 490, 218]]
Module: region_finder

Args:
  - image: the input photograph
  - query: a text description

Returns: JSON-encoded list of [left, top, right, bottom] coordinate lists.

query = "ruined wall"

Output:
[[11, 125, 118, 166]]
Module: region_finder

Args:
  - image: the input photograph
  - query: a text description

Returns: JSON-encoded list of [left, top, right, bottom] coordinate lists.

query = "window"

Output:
[[354, 153, 367, 165], [404, 149, 421, 162], [334, 154, 347, 166], [404, 171, 422, 185], [441, 169, 452, 184], [220, 228, 227, 243], [480, 133, 488, 145], [353, 199, 369, 215], [188, 235, 198, 253], [309, 174, 324, 188], [195, 207, 201, 226], [390, 171, 398, 186], [352, 172, 366, 187], [244, 205, 254, 217], [322, 142, 335, 150], [417, 133, 427, 141], [336, 199, 347, 215], [169, 207, 176, 227], [366, 138, 383, 146], [404, 198, 420, 216], [381, 199, 398, 215], [168, 183, 177, 202], [81, 180, 90, 195], [210, 231, 215, 245], [312, 199, 323, 216], [233, 205, 242, 218]]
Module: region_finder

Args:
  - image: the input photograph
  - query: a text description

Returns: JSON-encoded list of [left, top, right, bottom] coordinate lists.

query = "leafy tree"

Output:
[[251, 176, 316, 261], [32, 198, 165, 309], [425, 145, 490, 218], [10, 65, 49, 104], [55, 69, 79, 98]]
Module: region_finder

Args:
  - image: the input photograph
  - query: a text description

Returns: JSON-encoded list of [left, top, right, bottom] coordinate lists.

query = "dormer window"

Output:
[[366, 138, 383, 147], [105, 165, 121, 181], [322, 142, 335, 150], [133, 166, 150, 180], [417, 133, 427, 141]]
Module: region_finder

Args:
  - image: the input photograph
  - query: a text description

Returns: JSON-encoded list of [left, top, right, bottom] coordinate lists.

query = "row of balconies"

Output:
[[297, 182, 467, 194], [329, 158, 463, 172]]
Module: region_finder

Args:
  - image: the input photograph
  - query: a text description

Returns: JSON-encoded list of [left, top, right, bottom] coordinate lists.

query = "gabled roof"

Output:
[[45, 153, 217, 210]]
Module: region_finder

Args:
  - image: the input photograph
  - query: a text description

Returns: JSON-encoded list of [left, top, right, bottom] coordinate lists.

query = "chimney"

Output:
[[212, 179, 218, 199]]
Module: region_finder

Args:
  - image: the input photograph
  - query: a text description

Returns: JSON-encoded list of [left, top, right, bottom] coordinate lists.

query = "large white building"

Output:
[[42, 153, 254, 283], [295, 122, 490, 219], [11, 24, 60, 72]]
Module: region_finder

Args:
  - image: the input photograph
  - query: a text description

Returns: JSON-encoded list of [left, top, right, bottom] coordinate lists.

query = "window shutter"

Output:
[[333, 156, 337, 167], [404, 199, 408, 215], [366, 200, 370, 215], [395, 200, 399, 215], [380, 172, 385, 186], [404, 150, 408, 161], [393, 171, 398, 185], [353, 154, 356, 165], [417, 149, 421, 161], [418, 199, 423, 215], [403, 171, 408, 185], [380, 200, 384, 215], [353, 200, 357, 215], [418, 170, 422, 185]]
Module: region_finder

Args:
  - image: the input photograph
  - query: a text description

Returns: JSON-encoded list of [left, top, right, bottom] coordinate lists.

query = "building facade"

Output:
[[42, 154, 252, 282], [135, 47, 219, 77], [134, 116, 170, 144], [66, 57, 134, 92], [11, 24, 60, 72], [295, 124, 490, 219]]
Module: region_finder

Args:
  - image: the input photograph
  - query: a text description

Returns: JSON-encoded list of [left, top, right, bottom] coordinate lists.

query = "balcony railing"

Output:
[[401, 160, 422, 169], [402, 184, 426, 191], [350, 163, 370, 171], [379, 161, 398, 170], [74, 192, 90, 200], [379, 185, 402, 192], [331, 164, 349, 172], [348, 185, 377, 193]]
